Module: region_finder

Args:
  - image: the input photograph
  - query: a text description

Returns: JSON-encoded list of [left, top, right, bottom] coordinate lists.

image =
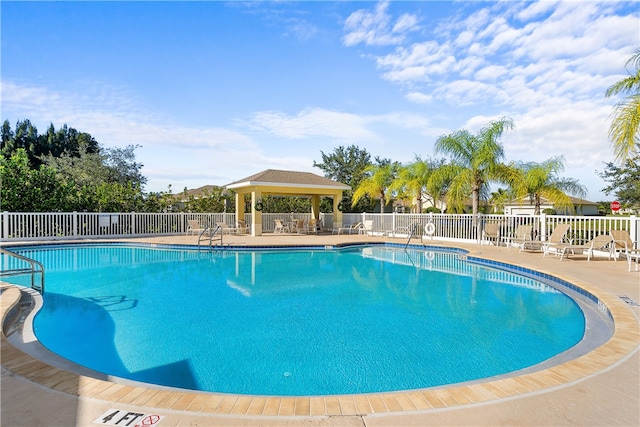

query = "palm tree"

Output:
[[489, 188, 510, 213], [352, 162, 400, 213], [606, 48, 640, 163], [510, 156, 587, 215], [432, 117, 515, 216], [389, 156, 443, 213]]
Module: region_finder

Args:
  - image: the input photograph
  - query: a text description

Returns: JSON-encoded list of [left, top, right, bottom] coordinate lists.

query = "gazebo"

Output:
[[225, 169, 350, 236]]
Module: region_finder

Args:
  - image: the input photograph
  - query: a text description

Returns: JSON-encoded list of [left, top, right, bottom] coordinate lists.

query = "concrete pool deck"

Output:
[[1, 233, 639, 426]]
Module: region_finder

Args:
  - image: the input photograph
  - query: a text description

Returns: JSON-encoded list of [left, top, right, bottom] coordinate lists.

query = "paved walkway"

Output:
[[2, 234, 639, 426]]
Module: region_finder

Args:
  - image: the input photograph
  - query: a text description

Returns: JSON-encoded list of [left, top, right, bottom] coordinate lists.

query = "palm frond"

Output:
[[609, 94, 640, 162]]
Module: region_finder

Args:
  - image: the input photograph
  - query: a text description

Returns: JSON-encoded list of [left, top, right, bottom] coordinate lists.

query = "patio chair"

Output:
[[482, 222, 501, 246], [307, 218, 319, 234], [294, 219, 306, 234], [503, 225, 533, 251], [274, 219, 289, 234], [555, 234, 615, 261], [236, 220, 249, 235], [186, 219, 206, 236], [333, 222, 363, 235], [542, 223, 572, 257], [610, 229, 640, 271], [360, 220, 374, 235], [216, 222, 237, 235]]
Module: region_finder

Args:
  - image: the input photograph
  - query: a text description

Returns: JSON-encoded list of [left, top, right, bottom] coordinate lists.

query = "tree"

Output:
[[102, 145, 147, 187], [352, 161, 401, 213], [1, 120, 99, 168], [178, 186, 229, 213], [606, 48, 640, 163], [432, 117, 515, 215], [313, 145, 376, 212], [597, 149, 640, 210], [0, 149, 72, 212], [389, 155, 445, 213], [489, 188, 510, 213], [510, 156, 587, 215]]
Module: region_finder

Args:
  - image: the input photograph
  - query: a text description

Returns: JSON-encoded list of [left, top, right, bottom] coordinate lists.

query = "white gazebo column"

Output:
[[251, 189, 262, 236], [333, 193, 343, 230]]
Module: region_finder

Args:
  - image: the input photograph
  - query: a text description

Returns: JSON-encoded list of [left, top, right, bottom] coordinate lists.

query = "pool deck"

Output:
[[2, 233, 639, 426]]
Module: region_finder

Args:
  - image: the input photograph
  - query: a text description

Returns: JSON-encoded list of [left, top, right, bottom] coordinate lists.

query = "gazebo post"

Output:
[[311, 195, 320, 221], [333, 195, 343, 230], [235, 192, 244, 225], [251, 189, 262, 236]]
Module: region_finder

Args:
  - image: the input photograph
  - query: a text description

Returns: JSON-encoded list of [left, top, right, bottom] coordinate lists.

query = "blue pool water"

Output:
[[19, 244, 584, 396]]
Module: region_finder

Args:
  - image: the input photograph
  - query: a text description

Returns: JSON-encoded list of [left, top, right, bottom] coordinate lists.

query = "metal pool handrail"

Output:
[[197, 225, 223, 249], [0, 247, 45, 293]]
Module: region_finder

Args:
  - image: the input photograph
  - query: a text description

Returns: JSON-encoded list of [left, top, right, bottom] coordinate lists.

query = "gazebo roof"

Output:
[[226, 169, 350, 191]]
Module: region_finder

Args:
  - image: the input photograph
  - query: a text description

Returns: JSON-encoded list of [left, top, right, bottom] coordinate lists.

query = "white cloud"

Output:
[[249, 108, 379, 141], [1, 79, 314, 192], [343, 0, 419, 47], [516, 0, 559, 21], [405, 91, 433, 104]]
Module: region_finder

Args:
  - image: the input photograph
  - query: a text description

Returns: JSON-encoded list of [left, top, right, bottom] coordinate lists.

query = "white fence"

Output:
[[1, 211, 638, 247]]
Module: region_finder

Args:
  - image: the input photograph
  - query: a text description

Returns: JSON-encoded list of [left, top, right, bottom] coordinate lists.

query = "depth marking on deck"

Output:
[[618, 295, 639, 306], [93, 409, 164, 426]]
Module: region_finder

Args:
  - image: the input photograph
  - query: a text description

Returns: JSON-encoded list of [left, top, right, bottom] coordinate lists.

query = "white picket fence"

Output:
[[1, 211, 638, 247]]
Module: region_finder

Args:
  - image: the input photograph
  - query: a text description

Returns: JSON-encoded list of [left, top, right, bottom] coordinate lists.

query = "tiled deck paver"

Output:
[[2, 234, 639, 426]]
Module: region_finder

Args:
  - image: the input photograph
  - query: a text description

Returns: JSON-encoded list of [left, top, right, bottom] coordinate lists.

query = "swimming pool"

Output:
[[14, 244, 589, 396]]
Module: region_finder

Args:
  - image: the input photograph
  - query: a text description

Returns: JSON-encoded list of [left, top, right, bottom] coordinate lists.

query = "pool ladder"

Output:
[[0, 247, 45, 293], [197, 225, 226, 250], [404, 222, 426, 250]]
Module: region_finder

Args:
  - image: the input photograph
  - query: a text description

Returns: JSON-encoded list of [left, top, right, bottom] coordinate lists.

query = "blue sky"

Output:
[[2, 1, 638, 201]]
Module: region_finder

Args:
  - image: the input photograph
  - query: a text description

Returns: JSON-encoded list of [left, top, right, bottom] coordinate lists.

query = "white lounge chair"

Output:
[[542, 224, 572, 257], [610, 229, 640, 271], [216, 222, 238, 235], [503, 225, 534, 251], [360, 220, 374, 235], [274, 219, 289, 234], [333, 222, 363, 235], [555, 234, 615, 261], [186, 219, 206, 236]]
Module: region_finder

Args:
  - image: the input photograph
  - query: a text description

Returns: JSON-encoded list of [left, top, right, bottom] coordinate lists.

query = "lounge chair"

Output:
[[503, 225, 533, 251], [542, 223, 572, 257], [610, 229, 640, 271], [482, 222, 501, 246], [360, 220, 374, 236], [333, 222, 363, 235], [216, 222, 238, 235], [554, 234, 615, 261], [274, 219, 289, 234], [186, 219, 207, 236]]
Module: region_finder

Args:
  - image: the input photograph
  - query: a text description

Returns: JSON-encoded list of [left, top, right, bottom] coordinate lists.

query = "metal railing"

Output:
[[0, 247, 45, 293], [198, 225, 223, 249]]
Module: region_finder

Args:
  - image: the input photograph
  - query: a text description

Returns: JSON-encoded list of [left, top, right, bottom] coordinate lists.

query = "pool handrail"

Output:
[[197, 224, 223, 249], [0, 247, 45, 293]]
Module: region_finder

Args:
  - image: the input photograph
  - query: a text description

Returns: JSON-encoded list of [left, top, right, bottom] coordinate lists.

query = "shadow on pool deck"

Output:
[[1, 234, 639, 426]]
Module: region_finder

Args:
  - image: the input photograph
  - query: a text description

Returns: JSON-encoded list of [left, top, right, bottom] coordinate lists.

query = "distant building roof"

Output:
[[226, 169, 350, 191], [181, 185, 222, 199]]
